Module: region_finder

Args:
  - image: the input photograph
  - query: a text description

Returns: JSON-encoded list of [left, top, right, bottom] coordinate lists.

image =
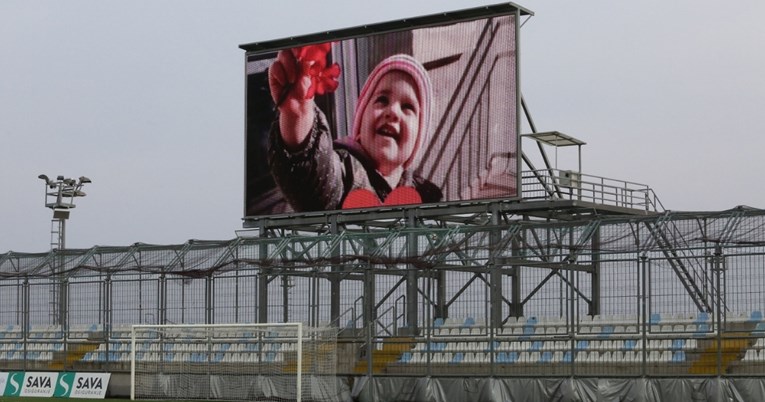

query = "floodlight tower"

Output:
[[38, 174, 91, 250], [38, 174, 91, 326]]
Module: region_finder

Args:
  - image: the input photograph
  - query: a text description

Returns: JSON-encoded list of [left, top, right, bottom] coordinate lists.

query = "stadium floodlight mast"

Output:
[[38, 174, 91, 250], [38, 174, 91, 327]]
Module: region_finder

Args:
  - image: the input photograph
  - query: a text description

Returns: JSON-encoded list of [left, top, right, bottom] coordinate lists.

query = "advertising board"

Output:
[[243, 5, 524, 217], [1, 372, 110, 399]]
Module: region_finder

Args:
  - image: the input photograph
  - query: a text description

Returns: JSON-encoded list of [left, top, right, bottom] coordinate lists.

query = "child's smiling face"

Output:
[[357, 71, 421, 176]]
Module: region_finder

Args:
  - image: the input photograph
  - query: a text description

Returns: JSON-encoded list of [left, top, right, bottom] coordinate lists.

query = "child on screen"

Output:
[[267, 46, 442, 212]]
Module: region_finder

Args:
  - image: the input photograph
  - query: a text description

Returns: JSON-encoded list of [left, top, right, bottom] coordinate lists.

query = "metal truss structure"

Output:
[[2, 204, 763, 336]]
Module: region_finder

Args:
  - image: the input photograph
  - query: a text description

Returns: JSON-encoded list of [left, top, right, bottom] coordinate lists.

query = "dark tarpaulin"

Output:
[[352, 377, 764, 402]]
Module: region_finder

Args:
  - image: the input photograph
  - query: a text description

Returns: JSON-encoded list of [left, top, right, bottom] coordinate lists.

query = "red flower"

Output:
[[293, 43, 340, 99]]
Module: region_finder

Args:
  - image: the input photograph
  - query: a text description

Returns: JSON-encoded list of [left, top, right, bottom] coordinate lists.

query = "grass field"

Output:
[[1, 399, 131, 402], [0, 399, 180, 402]]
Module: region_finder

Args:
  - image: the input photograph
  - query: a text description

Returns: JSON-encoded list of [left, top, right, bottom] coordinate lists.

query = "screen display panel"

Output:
[[244, 13, 518, 217]]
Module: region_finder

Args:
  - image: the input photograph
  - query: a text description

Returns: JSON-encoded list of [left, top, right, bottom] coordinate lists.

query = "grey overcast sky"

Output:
[[1, 0, 764, 253]]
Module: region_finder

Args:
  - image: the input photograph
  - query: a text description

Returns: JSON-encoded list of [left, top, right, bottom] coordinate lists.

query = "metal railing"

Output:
[[521, 169, 665, 213]]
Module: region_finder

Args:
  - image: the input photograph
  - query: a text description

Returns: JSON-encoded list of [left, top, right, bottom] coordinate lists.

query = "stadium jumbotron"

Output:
[[2, 3, 765, 402]]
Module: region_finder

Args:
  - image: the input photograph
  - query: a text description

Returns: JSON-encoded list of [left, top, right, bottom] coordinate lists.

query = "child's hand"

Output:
[[269, 50, 313, 116], [269, 49, 315, 149]]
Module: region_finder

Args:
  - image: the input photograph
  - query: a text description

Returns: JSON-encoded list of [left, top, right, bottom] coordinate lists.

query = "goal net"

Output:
[[130, 323, 337, 402]]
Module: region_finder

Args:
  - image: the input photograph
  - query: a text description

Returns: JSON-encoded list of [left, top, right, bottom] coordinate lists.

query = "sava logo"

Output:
[[55, 372, 74, 397], [69, 373, 111, 399], [19, 372, 57, 397], [76, 377, 103, 389], [6, 372, 24, 396], [27, 375, 52, 388]]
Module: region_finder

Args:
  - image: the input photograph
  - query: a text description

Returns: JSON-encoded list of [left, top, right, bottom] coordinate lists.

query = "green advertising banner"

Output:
[[1, 372, 110, 399]]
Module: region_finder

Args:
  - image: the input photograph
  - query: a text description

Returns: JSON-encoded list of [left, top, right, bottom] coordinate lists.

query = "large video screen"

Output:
[[244, 13, 519, 217]]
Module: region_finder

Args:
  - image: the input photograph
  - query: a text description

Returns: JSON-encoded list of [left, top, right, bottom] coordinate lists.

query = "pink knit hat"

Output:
[[352, 54, 433, 169]]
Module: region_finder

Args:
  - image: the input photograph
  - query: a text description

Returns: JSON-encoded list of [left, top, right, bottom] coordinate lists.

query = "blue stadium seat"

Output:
[[750, 311, 763, 323], [599, 325, 615, 339], [695, 323, 711, 336], [695, 312, 710, 324], [450, 352, 464, 364], [649, 313, 661, 325], [399, 352, 412, 363], [521, 318, 537, 338], [575, 340, 589, 351]]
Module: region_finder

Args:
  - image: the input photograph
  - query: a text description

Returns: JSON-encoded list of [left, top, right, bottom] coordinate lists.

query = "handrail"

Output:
[[521, 169, 664, 213]]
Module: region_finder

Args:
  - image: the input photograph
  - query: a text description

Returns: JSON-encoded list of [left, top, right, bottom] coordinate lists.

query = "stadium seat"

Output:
[[434, 352, 448, 363], [445, 318, 461, 327], [750, 311, 763, 323], [485, 340, 500, 352], [743, 349, 757, 362], [695, 312, 710, 324], [649, 313, 661, 325], [695, 323, 712, 336]]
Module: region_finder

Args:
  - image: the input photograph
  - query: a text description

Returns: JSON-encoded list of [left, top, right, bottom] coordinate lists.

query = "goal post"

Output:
[[129, 323, 337, 402]]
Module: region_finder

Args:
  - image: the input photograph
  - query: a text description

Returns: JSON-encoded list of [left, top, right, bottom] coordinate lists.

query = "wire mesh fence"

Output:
[[1, 209, 765, 376]]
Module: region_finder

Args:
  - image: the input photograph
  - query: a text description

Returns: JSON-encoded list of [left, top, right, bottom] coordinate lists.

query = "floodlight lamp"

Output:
[[78, 176, 92, 184], [63, 178, 76, 186], [38, 174, 50, 182], [57, 175, 65, 181]]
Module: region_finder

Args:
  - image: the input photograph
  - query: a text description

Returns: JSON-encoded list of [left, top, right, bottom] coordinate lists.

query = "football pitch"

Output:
[[1, 399, 186, 402]]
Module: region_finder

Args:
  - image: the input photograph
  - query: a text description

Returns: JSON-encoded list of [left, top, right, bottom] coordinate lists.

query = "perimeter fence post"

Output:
[[329, 216, 341, 327], [406, 210, 419, 335], [23, 276, 29, 372], [640, 254, 648, 377], [714, 246, 723, 376], [568, 256, 576, 378]]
